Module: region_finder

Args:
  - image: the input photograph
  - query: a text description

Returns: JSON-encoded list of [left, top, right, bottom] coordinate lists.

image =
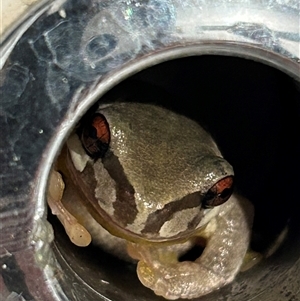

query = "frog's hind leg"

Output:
[[130, 194, 254, 300]]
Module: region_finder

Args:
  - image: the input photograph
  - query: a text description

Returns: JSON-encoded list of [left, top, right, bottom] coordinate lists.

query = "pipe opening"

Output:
[[47, 55, 300, 301]]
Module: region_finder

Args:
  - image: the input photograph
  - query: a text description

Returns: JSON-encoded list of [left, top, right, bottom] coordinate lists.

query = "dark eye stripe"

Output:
[[102, 151, 138, 226], [141, 192, 202, 235]]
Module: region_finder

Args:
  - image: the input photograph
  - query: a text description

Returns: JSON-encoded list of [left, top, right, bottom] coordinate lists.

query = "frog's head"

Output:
[[67, 103, 234, 244]]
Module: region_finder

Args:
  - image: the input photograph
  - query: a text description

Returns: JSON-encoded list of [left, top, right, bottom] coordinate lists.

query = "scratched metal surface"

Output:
[[0, 0, 299, 300]]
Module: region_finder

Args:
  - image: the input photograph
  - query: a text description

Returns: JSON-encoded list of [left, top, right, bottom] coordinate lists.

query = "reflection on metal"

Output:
[[0, 0, 299, 301]]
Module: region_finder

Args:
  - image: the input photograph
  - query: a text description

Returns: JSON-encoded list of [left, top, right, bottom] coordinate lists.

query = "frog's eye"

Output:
[[80, 113, 110, 158], [202, 176, 234, 208]]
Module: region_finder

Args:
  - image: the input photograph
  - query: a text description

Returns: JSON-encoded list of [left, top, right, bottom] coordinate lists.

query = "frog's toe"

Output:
[[137, 262, 178, 300], [67, 223, 92, 247], [137, 261, 157, 288]]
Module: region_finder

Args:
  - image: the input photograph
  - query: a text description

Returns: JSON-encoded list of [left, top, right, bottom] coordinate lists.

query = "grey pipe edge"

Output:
[[0, 0, 299, 300]]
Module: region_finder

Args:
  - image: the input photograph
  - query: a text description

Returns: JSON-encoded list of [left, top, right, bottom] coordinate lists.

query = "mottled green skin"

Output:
[[66, 103, 253, 300]]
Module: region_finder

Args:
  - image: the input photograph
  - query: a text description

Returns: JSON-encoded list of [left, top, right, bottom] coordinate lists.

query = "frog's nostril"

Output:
[[202, 176, 234, 208]]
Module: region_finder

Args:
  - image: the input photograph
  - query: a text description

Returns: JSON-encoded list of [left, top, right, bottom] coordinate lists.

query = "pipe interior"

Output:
[[48, 55, 300, 301]]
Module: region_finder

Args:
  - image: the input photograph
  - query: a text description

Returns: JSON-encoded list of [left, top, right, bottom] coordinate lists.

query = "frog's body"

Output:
[[48, 103, 253, 300]]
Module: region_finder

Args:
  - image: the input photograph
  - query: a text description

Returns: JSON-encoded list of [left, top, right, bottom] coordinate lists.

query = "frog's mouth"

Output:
[[64, 150, 197, 245], [62, 146, 231, 246]]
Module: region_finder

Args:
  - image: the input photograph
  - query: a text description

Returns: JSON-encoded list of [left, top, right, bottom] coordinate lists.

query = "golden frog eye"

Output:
[[202, 176, 234, 208], [80, 113, 110, 158]]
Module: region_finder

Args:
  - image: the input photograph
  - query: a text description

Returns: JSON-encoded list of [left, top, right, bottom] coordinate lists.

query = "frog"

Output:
[[47, 102, 254, 300]]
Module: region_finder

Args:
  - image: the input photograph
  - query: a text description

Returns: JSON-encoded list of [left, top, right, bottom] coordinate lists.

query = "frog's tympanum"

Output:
[[48, 103, 253, 300]]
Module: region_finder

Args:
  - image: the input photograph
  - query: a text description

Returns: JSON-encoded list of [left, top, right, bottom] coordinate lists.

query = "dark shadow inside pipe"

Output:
[[49, 55, 300, 300]]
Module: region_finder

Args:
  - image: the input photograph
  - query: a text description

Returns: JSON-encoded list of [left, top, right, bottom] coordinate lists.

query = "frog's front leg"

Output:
[[129, 194, 253, 300], [47, 169, 92, 247]]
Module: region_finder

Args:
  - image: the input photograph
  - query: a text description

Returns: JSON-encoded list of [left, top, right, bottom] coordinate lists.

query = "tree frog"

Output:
[[47, 102, 254, 300]]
